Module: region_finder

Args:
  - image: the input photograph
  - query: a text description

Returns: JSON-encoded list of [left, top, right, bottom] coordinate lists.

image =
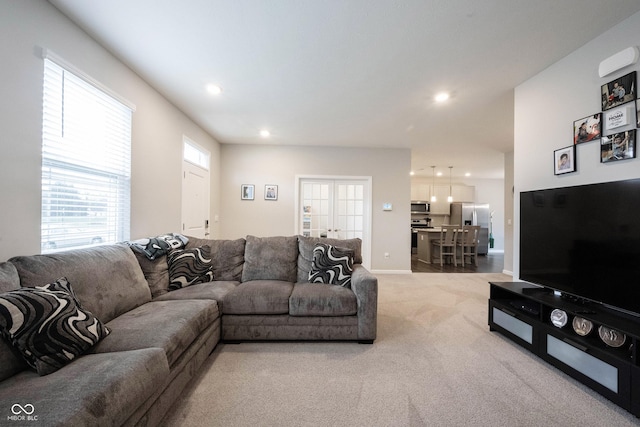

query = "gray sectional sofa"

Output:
[[0, 234, 377, 426]]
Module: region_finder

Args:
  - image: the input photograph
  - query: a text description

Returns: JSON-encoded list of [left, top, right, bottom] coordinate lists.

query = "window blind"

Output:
[[41, 58, 132, 252]]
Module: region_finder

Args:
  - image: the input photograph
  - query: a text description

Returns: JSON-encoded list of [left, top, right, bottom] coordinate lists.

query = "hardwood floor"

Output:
[[411, 250, 504, 273]]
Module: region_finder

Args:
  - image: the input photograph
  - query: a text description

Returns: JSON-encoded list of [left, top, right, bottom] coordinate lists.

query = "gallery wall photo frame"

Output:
[[573, 113, 601, 144], [264, 184, 278, 200], [554, 145, 576, 175], [600, 129, 636, 163], [241, 184, 255, 200], [603, 102, 637, 135], [601, 71, 636, 111]]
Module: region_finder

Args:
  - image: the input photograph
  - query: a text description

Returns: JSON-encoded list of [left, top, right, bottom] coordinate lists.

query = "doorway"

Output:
[[295, 176, 372, 269], [181, 136, 210, 238]]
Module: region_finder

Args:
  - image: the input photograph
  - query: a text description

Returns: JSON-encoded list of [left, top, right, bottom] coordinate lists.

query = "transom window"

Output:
[[183, 137, 210, 170]]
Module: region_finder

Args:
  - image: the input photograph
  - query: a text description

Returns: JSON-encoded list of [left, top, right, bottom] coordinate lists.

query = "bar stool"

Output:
[[431, 225, 458, 266], [457, 225, 480, 267]]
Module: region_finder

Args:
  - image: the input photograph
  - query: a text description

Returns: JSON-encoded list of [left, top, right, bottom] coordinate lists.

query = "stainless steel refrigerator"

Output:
[[449, 202, 490, 254]]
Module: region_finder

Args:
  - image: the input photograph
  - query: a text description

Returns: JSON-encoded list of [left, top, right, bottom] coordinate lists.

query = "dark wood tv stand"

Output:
[[489, 281, 640, 416]]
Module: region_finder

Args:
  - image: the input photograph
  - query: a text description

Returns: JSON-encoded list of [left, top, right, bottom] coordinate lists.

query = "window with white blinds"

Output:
[[41, 58, 132, 252]]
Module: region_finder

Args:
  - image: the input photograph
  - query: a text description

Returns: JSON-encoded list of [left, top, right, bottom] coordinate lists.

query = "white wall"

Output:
[[503, 151, 514, 275], [220, 144, 412, 272], [0, 1, 221, 261], [514, 11, 640, 278]]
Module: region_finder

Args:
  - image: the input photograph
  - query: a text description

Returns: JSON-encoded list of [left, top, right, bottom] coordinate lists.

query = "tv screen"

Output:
[[520, 178, 640, 316]]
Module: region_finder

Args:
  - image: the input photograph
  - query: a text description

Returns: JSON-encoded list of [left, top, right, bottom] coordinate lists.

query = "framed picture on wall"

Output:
[[554, 145, 576, 175], [573, 113, 601, 144], [265, 184, 278, 200], [601, 71, 636, 111], [600, 130, 636, 163], [241, 184, 255, 200]]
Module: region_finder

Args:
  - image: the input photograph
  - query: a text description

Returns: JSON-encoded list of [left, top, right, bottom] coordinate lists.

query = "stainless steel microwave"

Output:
[[411, 202, 430, 213]]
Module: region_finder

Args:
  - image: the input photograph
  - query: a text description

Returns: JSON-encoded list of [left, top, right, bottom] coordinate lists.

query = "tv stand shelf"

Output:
[[489, 281, 640, 416]]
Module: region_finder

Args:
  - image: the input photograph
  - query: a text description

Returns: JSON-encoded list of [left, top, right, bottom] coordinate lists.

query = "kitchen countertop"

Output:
[[416, 227, 443, 232]]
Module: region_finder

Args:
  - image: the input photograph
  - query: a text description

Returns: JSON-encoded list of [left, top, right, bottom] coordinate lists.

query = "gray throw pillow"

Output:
[[308, 243, 354, 288], [167, 246, 214, 290], [0, 278, 110, 376]]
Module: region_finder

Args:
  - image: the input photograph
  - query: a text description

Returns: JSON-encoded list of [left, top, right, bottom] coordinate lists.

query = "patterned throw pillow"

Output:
[[167, 245, 214, 291], [308, 243, 355, 288], [0, 278, 110, 376]]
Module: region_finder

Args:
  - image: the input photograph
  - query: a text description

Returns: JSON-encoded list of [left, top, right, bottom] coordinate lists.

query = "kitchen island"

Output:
[[416, 228, 445, 264]]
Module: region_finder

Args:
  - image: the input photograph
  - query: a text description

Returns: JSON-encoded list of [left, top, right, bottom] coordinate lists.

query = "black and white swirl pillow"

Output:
[[0, 277, 110, 376], [308, 243, 354, 288], [167, 245, 214, 291]]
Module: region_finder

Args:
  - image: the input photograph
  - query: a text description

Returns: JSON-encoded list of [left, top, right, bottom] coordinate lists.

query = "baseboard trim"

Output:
[[370, 269, 413, 275], [502, 269, 514, 276]]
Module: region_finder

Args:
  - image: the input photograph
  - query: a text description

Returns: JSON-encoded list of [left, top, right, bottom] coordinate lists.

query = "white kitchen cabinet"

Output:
[[411, 183, 430, 201], [429, 185, 451, 214], [452, 185, 475, 203], [412, 184, 475, 215]]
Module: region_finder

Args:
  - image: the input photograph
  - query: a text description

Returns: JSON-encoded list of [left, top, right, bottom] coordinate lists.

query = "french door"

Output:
[[296, 177, 371, 268]]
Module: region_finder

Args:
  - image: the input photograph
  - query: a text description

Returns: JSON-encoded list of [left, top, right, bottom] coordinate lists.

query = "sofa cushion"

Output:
[[0, 348, 169, 426], [297, 236, 362, 283], [222, 280, 294, 315], [308, 243, 354, 287], [133, 251, 170, 298], [0, 278, 110, 375], [242, 235, 298, 282], [0, 262, 26, 381], [0, 339, 26, 382], [0, 262, 20, 293], [289, 282, 357, 316], [186, 236, 245, 281], [153, 281, 240, 310], [90, 299, 219, 367], [167, 246, 214, 290], [10, 244, 152, 323]]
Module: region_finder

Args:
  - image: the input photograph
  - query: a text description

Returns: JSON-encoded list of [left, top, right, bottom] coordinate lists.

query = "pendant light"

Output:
[[447, 166, 453, 203], [430, 166, 437, 202]]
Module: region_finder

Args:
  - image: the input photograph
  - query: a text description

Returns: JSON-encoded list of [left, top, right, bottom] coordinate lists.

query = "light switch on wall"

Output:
[[383, 203, 393, 211]]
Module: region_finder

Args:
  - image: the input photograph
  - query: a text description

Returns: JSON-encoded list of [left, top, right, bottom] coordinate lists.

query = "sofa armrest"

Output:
[[350, 264, 378, 342]]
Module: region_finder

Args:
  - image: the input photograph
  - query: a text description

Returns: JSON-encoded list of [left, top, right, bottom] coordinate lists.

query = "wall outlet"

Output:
[[384, 252, 390, 259]]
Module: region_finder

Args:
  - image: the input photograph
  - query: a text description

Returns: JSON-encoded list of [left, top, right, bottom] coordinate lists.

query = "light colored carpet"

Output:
[[161, 273, 640, 426]]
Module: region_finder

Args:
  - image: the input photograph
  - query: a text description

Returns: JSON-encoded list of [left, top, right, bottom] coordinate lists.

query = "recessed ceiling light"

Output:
[[260, 129, 271, 138], [434, 92, 450, 102], [206, 84, 222, 95], [437, 172, 443, 177], [410, 171, 415, 176], [465, 172, 471, 177]]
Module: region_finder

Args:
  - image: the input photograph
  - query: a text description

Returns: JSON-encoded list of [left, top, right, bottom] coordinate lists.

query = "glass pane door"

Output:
[[335, 182, 364, 240], [300, 181, 332, 237], [298, 176, 371, 269]]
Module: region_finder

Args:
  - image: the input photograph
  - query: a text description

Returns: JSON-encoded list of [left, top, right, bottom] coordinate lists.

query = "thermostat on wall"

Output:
[[383, 203, 393, 211]]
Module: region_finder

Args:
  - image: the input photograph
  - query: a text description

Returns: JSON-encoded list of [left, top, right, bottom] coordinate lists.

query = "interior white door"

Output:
[[334, 181, 366, 240], [182, 160, 210, 238], [298, 177, 371, 268]]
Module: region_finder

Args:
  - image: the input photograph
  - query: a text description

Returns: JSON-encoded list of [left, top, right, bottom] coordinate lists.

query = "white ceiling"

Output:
[[49, 0, 640, 179]]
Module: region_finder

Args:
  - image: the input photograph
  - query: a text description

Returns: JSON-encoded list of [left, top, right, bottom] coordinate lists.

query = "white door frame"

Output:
[[294, 175, 372, 270], [181, 136, 210, 238]]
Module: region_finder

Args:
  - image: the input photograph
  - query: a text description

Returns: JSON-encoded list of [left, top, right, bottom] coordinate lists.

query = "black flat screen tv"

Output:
[[520, 178, 640, 316]]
